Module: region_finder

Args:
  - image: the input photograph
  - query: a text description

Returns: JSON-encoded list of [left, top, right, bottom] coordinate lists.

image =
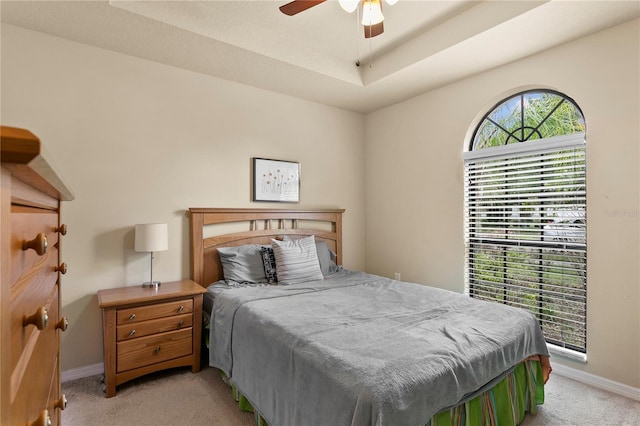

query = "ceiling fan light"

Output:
[[362, 0, 384, 26], [384, 0, 399, 5], [338, 0, 359, 13]]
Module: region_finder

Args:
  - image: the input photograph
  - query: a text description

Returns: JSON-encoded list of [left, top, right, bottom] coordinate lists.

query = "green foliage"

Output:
[[471, 244, 586, 349], [473, 91, 585, 150]]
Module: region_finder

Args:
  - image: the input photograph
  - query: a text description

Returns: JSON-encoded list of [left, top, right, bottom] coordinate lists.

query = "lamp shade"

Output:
[[135, 223, 168, 252]]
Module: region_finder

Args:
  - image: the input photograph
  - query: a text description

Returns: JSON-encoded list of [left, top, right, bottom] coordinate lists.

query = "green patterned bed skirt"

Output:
[[220, 373, 270, 426], [427, 359, 545, 426], [219, 358, 545, 426]]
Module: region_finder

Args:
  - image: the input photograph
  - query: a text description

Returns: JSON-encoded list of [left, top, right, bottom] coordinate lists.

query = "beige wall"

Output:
[[365, 19, 640, 388], [1, 25, 366, 372]]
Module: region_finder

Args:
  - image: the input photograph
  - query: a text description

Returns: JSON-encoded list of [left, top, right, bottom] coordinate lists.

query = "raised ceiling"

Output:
[[2, 1, 639, 113]]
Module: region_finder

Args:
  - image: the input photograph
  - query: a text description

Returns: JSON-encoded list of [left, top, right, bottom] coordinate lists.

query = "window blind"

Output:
[[464, 134, 587, 353]]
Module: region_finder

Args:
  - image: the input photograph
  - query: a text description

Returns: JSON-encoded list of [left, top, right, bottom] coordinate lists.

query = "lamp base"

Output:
[[141, 281, 161, 288]]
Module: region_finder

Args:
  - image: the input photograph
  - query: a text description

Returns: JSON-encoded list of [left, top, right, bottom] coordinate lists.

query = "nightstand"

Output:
[[97, 279, 207, 397]]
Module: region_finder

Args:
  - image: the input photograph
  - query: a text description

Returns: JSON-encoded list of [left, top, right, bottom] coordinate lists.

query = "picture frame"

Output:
[[252, 158, 300, 203]]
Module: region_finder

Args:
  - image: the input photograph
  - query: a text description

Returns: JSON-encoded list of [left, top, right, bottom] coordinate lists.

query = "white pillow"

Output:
[[271, 235, 324, 285], [282, 235, 338, 276]]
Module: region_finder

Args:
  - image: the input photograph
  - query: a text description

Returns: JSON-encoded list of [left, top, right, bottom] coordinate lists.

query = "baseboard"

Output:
[[552, 362, 640, 401], [61, 363, 104, 383]]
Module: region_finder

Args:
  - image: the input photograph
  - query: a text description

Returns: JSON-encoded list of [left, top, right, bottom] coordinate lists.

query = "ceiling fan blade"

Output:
[[364, 22, 384, 38], [279, 0, 326, 16]]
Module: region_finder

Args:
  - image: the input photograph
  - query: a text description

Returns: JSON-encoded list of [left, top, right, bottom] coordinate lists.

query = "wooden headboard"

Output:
[[189, 208, 345, 287]]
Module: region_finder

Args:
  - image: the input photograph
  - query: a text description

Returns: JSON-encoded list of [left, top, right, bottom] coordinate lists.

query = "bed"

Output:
[[189, 208, 551, 426]]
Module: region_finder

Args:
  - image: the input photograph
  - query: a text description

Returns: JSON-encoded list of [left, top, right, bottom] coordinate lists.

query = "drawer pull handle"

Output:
[[178, 320, 184, 327], [24, 306, 48, 330], [55, 394, 68, 410], [128, 314, 136, 320], [129, 329, 136, 337], [55, 262, 68, 274], [153, 346, 161, 355], [32, 409, 51, 426], [23, 233, 48, 256], [177, 306, 185, 313], [56, 317, 69, 332], [55, 224, 68, 235]]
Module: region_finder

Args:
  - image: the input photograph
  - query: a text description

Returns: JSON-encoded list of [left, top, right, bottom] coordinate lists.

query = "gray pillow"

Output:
[[315, 241, 338, 276], [271, 235, 323, 285], [217, 244, 268, 284]]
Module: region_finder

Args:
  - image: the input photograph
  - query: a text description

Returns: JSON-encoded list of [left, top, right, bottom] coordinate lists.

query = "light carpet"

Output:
[[62, 367, 640, 425]]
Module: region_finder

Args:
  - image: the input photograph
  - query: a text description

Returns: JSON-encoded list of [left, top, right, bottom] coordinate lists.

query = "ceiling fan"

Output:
[[279, 0, 398, 39]]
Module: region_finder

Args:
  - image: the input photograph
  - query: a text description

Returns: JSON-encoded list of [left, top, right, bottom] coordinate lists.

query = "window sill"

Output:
[[547, 343, 587, 363]]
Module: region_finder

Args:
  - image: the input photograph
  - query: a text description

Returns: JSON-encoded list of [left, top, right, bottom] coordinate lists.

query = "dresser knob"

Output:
[[128, 314, 136, 320], [153, 346, 161, 355], [129, 329, 136, 337], [24, 306, 48, 330], [55, 224, 68, 235], [23, 233, 48, 256], [55, 262, 68, 274], [177, 306, 184, 313], [31, 409, 51, 426], [56, 317, 69, 332], [55, 394, 68, 410], [178, 320, 184, 327]]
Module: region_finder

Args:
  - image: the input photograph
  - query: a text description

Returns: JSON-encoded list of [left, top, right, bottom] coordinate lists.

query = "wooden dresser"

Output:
[[1, 126, 74, 426], [97, 279, 206, 397]]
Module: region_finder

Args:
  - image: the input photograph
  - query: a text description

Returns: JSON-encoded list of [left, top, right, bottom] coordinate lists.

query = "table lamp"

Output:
[[135, 223, 168, 288]]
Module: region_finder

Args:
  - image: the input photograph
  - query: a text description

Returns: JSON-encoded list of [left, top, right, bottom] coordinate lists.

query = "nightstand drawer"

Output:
[[116, 328, 192, 373], [116, 313, 193, 341], [116, 299, 193, 324]]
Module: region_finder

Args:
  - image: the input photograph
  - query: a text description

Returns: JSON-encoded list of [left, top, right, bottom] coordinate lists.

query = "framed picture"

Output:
[[252, 158, 300, 203]]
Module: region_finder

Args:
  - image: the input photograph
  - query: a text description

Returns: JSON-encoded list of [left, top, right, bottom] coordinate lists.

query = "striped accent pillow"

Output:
[[271, 235, 323, 285]]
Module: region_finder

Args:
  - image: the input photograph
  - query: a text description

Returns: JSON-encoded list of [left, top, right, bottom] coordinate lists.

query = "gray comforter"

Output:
[[207, 270, 549, 426]]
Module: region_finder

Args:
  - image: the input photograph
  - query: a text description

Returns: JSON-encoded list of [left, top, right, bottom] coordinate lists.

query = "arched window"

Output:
[[464, 90, 587, 357]]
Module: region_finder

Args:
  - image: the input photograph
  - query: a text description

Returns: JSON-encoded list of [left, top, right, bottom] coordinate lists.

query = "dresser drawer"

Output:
[[116, 328, 192, 373], [117, 313, 193, 341], [10, 208, 60, 285], [11, 273, 58, 373], [11, 286, 59, 426], [117, 299, 193, 324]]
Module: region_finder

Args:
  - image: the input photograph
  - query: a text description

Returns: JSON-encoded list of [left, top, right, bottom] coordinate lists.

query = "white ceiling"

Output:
[[2, 1, 639, 113]]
